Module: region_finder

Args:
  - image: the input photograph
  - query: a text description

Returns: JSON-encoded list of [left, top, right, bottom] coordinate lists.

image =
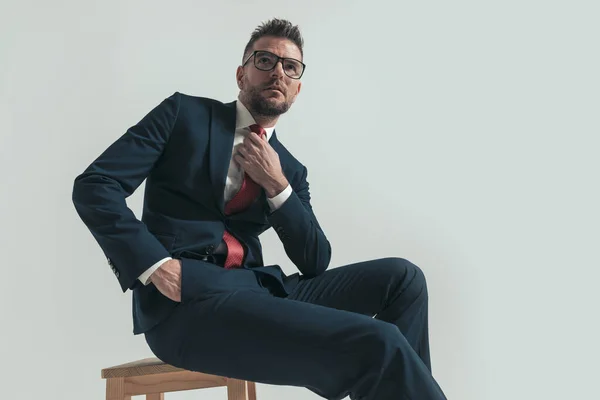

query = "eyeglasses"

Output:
[[242, 50, 306, 79]]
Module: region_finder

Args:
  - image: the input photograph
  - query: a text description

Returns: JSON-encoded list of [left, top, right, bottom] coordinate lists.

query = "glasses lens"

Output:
[[254, 51, 304, 79], [283, 59, 303, 78], [254, 51, 277, 70]]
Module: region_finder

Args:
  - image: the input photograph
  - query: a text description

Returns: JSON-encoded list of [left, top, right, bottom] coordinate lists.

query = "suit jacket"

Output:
[[72, 92, 332, 334]]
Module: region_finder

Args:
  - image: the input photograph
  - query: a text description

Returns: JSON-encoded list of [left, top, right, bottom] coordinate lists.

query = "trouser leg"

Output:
[[287, 257, 445, 398], [145, 257, 445, 400]]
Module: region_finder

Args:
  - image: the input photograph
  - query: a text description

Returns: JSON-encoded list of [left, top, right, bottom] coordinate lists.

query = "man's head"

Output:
[[236, 19, 304, 122]]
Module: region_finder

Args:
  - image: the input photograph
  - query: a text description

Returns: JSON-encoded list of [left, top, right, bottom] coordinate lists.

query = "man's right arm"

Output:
[[72, 92, 181, 292]]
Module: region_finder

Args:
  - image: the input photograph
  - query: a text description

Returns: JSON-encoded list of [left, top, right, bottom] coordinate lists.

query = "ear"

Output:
[[236, 66, 244, 89]]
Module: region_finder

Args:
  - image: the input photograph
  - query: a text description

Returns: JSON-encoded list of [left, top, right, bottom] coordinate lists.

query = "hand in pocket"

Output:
[[150, 259, 182, 302]]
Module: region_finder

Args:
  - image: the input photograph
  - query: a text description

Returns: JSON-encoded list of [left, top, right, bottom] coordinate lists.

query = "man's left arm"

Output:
[[265, 167, 332, 277], [236, 132, 332, 277]]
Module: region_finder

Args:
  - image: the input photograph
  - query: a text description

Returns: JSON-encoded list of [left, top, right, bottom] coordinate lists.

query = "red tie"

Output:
[[222, 124, 266, 269]]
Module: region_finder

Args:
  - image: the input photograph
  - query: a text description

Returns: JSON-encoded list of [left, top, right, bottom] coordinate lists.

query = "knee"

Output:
[[372, 320, 402, 345], [385, 257, 427, 289], [345, 320, 408, 398], [360, 320, 407, 363]]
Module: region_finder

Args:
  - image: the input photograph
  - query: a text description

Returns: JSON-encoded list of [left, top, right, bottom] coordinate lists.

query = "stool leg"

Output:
[[247, 381, 257, 400], [146, 394, 164, 400], [227, 379, 249, 400], [106, 378, 131, 400]]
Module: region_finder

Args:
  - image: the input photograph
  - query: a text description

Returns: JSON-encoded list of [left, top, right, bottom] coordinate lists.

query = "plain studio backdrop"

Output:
[[1, 0, 598, 399]]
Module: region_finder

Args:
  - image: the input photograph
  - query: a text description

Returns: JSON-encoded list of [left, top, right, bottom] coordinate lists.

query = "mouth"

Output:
[[264, 87, 284, 95]]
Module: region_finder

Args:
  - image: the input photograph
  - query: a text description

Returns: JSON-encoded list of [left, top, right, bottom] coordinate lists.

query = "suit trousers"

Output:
[[144, 257, 447, 400]]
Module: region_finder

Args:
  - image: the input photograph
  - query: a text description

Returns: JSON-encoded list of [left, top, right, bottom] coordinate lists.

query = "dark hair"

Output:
[[242, 18, 304, 62]]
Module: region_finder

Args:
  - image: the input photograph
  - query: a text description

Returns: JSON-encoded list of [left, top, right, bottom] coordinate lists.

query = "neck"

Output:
[[253, 115, 279, 128], [238, 96, 280, 128]]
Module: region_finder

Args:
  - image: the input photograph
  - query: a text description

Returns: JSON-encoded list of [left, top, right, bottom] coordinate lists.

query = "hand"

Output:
[[234, 131, 288, 197], [150, 259, 182, 302]]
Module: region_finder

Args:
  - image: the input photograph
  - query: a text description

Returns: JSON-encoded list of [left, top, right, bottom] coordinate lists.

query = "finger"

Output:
[[243, 138, 262, 155], [237, 145, 248, 158], [235, 155, 255, 173], [245, 131, 265, 146], [238, 148, 258, 166], [234, 153, 248, 166], [240, 143, 259, 160]]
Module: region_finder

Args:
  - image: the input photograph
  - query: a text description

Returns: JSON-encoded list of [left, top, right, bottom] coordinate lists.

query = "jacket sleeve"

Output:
[[72, 92, 180, 292], [267, 166, 332, 277]]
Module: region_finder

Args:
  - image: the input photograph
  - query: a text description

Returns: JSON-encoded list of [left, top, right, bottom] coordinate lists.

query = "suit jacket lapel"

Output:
[[269, 131, 287, 170], [209, 101, 236, 214]]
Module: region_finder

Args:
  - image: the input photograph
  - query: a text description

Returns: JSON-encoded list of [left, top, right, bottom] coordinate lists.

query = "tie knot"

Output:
[[249, 124, 266, 138]]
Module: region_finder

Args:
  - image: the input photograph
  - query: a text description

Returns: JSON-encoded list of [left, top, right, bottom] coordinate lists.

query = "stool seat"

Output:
[[102, 357, 185, 378], [102, 357, 256, 400]]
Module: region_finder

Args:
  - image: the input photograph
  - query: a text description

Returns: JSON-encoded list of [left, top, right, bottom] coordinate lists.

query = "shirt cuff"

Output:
[[138, 257, 172, 285], [266, 184, 292, 211]]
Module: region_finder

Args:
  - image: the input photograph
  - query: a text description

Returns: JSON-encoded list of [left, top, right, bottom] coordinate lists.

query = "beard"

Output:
[[243, 84, 291, 117]]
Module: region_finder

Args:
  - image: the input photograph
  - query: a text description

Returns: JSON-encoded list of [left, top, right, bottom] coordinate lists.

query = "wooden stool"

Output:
[[101, 357, 257, 400]]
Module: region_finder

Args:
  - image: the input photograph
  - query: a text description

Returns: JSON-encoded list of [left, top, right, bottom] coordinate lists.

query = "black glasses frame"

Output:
[[242, 50, 306, 79]]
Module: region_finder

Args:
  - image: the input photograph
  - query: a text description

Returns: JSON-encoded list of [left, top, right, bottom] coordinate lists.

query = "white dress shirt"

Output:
[[138, 98, 292, 284]]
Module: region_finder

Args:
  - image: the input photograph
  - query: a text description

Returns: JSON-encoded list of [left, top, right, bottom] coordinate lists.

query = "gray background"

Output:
[[1, 0, 598, 399]]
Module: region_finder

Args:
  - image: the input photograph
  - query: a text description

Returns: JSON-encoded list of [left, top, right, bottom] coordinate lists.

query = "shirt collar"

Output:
[[235, 99, 275, 141]]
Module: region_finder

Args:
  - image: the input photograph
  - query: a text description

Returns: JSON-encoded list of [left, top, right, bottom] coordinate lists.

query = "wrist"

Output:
[[149, 267, 161, 283], [265, 175, 288, 198], [150, 259, 173, 282]]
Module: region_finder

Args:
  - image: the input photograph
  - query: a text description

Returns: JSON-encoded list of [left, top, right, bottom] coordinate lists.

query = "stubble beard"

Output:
[[243, 85, 291, 118]]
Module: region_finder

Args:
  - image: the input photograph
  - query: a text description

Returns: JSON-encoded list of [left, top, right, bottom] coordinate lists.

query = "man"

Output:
[[72, 18, 447, 400]]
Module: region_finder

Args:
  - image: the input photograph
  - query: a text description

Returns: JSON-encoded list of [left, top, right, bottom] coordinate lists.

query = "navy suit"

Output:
[[72, 92, 446, 399], [72, 92, 329, 334]]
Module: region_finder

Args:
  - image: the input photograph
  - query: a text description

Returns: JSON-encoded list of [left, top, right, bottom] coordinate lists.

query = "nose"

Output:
[[270, 60, 285, 78]]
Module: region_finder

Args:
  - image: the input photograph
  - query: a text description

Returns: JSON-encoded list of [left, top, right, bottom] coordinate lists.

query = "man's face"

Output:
[[237, 36, 303, 118]]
